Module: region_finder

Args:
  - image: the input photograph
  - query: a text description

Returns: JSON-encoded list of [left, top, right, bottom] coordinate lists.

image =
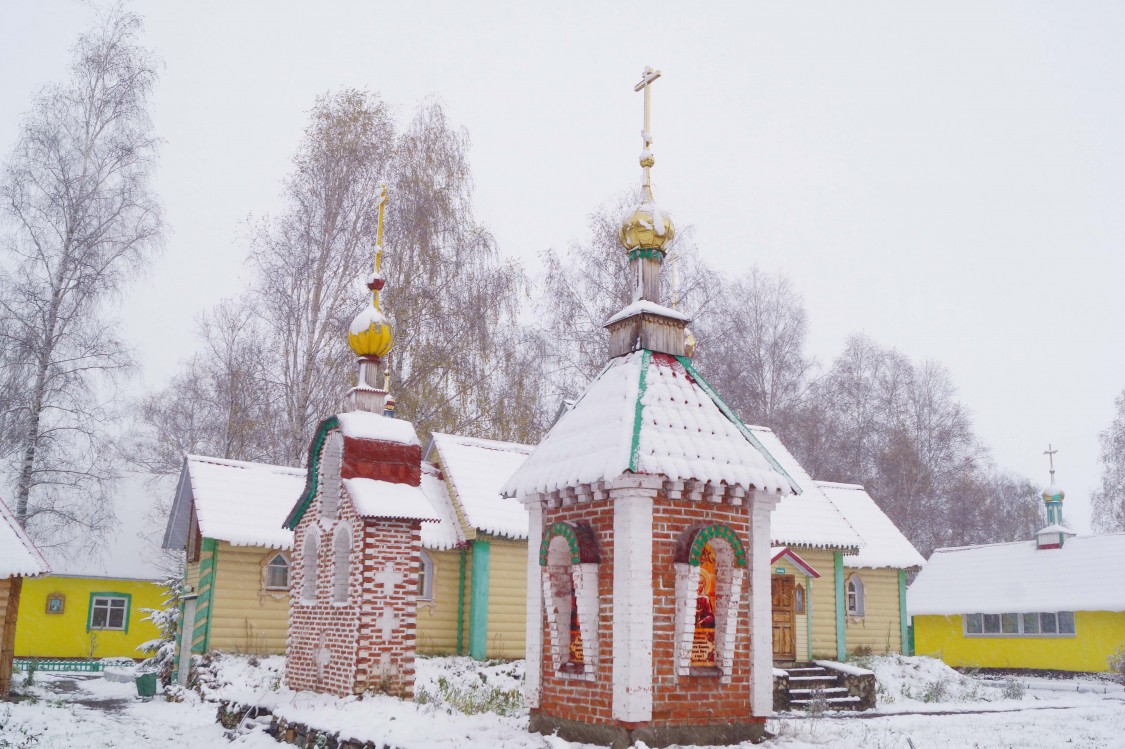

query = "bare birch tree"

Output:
[[1091, 388, 1125, 532], [0, 8, 161, 543]]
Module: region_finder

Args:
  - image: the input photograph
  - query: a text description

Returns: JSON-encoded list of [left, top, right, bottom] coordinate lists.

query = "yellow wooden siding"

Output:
[[914, 611, 1125, 672], [416, 548, 464, 655], [14, 576, 163, 659], [208, 543, 289, 654], [843, 567, 901, 654], [185, 559, 200, 592], [790, 547, 839, 658], [483, 537, 526, 659]]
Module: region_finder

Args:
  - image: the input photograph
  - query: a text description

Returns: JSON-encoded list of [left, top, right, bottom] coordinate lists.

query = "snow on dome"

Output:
[[419, 464, 465, 551], [604, 299, 691, 327], [1042, 484, 1065, 502], [818, 481, 925, 569], [343, 478, 441, 522], [753, 426, 863, 552], [337, 411, 420, 446], [0, 494, 49, 578], [503, 351, 791, 498], [168, 455, 304, 550], [430, 433, 532, 540], [908, 532, 1125, 616]]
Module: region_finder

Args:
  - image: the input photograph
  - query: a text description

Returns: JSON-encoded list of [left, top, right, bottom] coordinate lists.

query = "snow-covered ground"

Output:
[[1, 654, 1122, 748]]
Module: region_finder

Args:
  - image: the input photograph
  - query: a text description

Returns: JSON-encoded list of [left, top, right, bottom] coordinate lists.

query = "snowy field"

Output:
[[0, 654, 1122, 748]]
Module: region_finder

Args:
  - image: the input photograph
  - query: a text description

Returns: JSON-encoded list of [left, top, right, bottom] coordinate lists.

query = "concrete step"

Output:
[[790, 695, 862, 711], [788, 687, 850, 697], [785, 667, 827, 674]]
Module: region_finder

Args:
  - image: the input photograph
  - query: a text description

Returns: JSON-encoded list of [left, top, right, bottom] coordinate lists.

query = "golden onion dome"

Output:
[[619, 200, 676, 252], [348, 301, 394, 358], [1042, 484, 1065, 503]]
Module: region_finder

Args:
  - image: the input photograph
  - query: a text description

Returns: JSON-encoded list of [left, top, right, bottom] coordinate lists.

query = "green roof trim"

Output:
[[628, 349, 653, 473], [674, 355, 801, 495], [283, 415, 341, 530]]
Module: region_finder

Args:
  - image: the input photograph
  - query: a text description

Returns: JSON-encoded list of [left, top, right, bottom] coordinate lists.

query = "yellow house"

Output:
[[756, 426, 925, 664], [14, 575, 163, 660], [909, 489, 1125, 673], [164, 455, 305, 656], [0, 495, 50, 697]]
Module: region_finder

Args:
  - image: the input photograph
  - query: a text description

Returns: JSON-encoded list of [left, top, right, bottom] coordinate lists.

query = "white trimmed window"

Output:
[[332, 523, 351, 603], [539, 522, 600, 679], [417, 550, 434, 600], [964, 611, 1076, 637], [846, 575, 865, 616], [264, 553, 290, 590], [318, 431, 344, 520], [301, 532, 319, 602]]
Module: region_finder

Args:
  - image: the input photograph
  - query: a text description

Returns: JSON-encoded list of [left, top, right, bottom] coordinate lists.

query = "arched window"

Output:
[[674, 524, 747, 681], [538, 521, 600, 679], [794, 583, 806, 615], [846, 575, 865, 617], [332, 523, 351, 603], [301, 532, 319, 602], [417, 551, 434, 600], [318, 431, 344, 520], [264, 552, 290, 590]]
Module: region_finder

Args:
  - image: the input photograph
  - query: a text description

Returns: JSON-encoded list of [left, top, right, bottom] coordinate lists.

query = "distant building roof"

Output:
[[429, 433, 532, 540], [0, 495, 49, 579], [165, 455, 303, 551], [818, 481, 925, 569], [502, 351, 793, 499], [753, 426, 863, 552], [908, 532, 1125, 616]]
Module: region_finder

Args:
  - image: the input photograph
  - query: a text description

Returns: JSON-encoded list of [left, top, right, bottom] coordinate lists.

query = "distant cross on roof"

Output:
[[633, 66, 662, 202], [1044, 443, 1058, 483]]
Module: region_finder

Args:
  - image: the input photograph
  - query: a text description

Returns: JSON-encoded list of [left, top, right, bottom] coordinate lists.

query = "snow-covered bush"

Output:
[[1000, 678, 1026, 700], [1110, 645, 1125, 681], [137, 574, 183, 683]]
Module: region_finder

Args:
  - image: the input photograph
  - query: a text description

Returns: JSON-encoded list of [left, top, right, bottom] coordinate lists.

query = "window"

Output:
[[88, 594, 130, 632], [963, 611, 1076, 637], [264, 553, 289, 590], [794, 583, 806, 615], [301, 532, 319, 602], [332, 524, 351, 603], [318, 431, 344, 520], [846, 575, 865, 617], [417, 551, 434, 600], [539, 521, 601, 679]]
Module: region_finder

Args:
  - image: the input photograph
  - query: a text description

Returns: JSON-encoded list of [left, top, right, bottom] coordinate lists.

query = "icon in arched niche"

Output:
[[692, 541, 717, 667]]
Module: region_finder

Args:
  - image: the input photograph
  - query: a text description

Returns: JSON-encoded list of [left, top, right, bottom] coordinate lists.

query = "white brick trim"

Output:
[[749, 490, 781, 717], [611, 478, 657, 722], [524, 500, 543, 708]]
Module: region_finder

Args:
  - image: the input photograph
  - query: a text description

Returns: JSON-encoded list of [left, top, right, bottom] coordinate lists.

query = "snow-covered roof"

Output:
[[165, 455, 303, 551], [908, 532, 1125, 616], [755, 427, 863, 552], [419, 465, 465, 551], [818, 481, 925, 569], [503, 351, 792, 498], [429, 433, 531, 540], [0, 494, 49, 579], [343, 478, 441, 523], [337, 411, 420, 446], [604, 299, 691, 326]]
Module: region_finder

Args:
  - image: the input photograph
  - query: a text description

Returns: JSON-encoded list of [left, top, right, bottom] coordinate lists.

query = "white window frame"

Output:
[[417, 550, 434, 601], [89, 595, 129, 631], [962, 611, 1077, 638], [264, 552, 290, 591], [318, 431, 344, 520], [673, 534, 745, 683], [541, 534, 599, 680], [846, 575, 865, 617], [301, 531, 319, 604], [331, 523, 351, 604]]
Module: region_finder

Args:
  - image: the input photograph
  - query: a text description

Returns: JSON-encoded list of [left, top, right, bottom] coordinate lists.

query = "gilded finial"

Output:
[[620, 67, 676, 252], [348, 186, 394, 358]]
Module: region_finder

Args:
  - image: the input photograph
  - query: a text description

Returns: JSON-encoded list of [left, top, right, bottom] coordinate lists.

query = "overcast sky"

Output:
[[2, 1, 1122, 533]]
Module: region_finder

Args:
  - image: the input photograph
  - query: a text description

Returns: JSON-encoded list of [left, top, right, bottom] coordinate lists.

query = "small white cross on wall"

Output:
[[375, 604, 400, 641], [373, 561, 403, 599]]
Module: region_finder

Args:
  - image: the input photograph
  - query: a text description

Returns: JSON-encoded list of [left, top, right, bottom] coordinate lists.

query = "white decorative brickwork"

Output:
[[749, 490, 781, 716], [524, 500, 544, 708]]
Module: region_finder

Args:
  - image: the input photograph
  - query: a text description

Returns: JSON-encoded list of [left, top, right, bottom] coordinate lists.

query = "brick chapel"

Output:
[[282, 189, 439, 698], [501, 69, 796, 747]]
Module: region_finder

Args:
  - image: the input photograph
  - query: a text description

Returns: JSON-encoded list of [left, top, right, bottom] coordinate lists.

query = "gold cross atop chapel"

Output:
[[1044, 444, 1058, 482], [634, 66, 662, 201]]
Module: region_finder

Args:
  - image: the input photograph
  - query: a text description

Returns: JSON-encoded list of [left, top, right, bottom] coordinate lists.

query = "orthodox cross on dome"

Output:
[[634, 67, 662, 202], [373, 561, 403, 598], [1044, 444, 1058, 484]]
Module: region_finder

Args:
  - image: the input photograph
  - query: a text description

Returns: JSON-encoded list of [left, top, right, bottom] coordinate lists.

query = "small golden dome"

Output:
[[348, 302, 394, 358], [620, 201, 676, 252], [1042, 485, 1065, 503]]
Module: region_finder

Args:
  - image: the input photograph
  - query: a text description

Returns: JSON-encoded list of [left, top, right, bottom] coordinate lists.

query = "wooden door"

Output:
[[771, 574, 796, 662]]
